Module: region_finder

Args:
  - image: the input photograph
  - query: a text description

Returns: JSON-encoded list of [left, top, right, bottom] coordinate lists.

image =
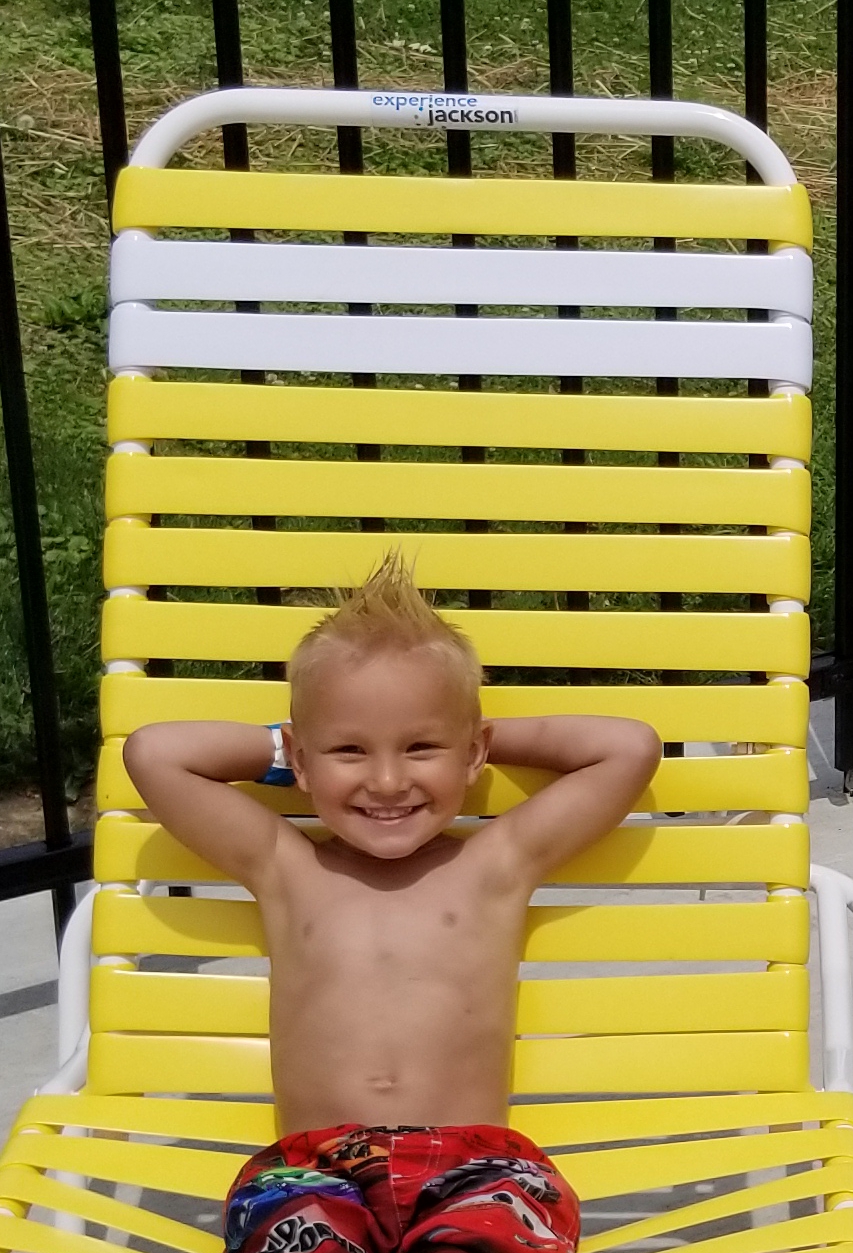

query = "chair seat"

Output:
[[3, 1091, 853, 1253]]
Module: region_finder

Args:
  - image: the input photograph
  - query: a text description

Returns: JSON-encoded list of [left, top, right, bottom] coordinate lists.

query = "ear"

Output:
[[467, 719, 493, 785], [282, 724, 311, 794]]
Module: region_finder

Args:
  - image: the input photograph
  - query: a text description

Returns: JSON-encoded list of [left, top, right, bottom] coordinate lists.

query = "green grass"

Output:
[[0, 0, 839, 789]]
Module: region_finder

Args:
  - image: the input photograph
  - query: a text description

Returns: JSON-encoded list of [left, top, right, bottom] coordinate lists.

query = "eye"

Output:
[[407, 742, 440, 754], [328, 744, 365, 755]]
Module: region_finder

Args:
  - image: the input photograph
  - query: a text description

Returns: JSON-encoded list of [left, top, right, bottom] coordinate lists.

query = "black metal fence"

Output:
[[0, 0, 848, 937]]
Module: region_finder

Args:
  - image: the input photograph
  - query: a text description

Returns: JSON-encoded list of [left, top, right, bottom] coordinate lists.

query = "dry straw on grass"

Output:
[[2, 48, 838, 242]]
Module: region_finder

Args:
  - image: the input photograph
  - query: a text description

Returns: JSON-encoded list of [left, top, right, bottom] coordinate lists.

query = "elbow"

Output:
[[122, 724, 165, 779], [627, 721, 663, 780], [638, 719, 663, 760]]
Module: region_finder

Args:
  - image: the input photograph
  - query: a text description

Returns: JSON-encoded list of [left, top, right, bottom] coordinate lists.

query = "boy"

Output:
[[124, 555, 661, 1253]]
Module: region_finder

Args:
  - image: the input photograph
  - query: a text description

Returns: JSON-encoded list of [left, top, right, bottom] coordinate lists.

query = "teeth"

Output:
[[363, 807, 414, 819]]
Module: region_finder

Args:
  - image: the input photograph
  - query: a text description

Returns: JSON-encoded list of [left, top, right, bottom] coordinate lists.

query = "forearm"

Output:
[[482, 716, 662, 882], [122, 721, 291, 887], [123, 721, 278, 789], [487, 715, 661, 776]]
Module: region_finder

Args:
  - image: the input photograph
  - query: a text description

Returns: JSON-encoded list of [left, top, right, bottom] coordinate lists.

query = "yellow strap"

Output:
[[92, 816, 810, 888], [90, 967, 272, 1035], [96, 742, 810, 815], [525, 895, 808, 963], [581, 1164, 853, 1253], [550, 822, 810, 888], [555, 1125, 853, 1201], [100, 598, 812, 675], [0, 1213, 112, 1253], [86, 1031, 273, 1097], [516, 967, 808, 1035], [509, 1090, 853, 1148], [613, 1211, 853, 1253], [1, 1129, 244, 1200], [82, 1027, 807, 1100], [92, 890, 266, 957], [107, 377, 813, 462], [0, 1165, 219, 1253], [112, 168, 813, 250], [513, 1030, 808, 1097], [16, 1088, 850, 1150], [12, 1093, 277, 1145], [88, 966, 807, 1037], [99, 673, 811, 749], [91, 890, 807, 962], [103, 524, 813, 600], [105, 455, 812, 533], [8, 1208, 845, 1253]]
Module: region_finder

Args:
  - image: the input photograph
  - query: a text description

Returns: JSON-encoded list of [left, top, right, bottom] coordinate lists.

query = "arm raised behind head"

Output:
[[479, 716, 662, 887], [122, 721, 303, 891]]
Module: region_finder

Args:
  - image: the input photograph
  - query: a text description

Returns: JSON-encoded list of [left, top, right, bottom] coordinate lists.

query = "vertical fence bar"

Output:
[[547, 0, 576, 181], [440, 0, 490, 610], [744, 0, 768, 177], [0, 137, 75, 936], [547, 0, 589, 681], [89, 0, 129, 214], [211, 0, 285, 683], [328, 0, 383, 534], [329, 0, 364, 175], [212, 0, 252, 170], [440, 0, 473, 187], [836, 0, 853, 785], [744, 0, 771, 683], [648, 0, 684, 761]]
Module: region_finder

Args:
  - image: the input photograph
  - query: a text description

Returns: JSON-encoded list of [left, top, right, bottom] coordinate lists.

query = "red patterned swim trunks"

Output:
[[224, 1123, 580, 1253]]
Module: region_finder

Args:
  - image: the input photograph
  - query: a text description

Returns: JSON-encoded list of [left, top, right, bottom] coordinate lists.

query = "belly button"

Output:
[[368, 1076, 398, 1093], [302, 922, 314, 939], [442, 911, 457, 927]]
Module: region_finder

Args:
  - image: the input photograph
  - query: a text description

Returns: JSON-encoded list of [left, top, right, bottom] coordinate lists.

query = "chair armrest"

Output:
[[811, 864, 853, 1093], [57, 886, 97, 1069]]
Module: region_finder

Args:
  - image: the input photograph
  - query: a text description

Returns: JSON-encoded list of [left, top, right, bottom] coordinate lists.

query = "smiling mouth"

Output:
[[356, 805, 425, 822]]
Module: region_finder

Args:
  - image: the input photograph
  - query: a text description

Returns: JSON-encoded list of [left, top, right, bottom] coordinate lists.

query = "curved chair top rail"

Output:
[[130, 87, 797, 186]]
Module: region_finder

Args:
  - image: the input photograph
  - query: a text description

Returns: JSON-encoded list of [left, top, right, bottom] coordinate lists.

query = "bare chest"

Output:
[[290, 874, 487, 977], [263, 840, 526, 987]]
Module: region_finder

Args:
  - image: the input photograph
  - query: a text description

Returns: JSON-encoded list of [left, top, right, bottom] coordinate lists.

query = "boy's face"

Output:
[[286, 647, 490, 859]]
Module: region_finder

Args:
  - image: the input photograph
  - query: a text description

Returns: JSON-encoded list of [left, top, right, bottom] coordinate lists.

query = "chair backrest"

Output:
[[93, 88, 812, 1107]]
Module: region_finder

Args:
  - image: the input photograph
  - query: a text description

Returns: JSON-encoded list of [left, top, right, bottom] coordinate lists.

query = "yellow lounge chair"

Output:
[[3, 87, 849, 1253]]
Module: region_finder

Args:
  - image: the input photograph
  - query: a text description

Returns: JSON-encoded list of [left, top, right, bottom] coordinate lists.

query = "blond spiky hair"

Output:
[[288, 552, 483, 721]]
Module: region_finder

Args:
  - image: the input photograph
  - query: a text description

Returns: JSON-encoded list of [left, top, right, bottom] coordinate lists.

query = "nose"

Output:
[[367, 754, 409, 798]]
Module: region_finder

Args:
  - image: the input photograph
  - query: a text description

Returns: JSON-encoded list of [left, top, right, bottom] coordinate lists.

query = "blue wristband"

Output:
[[256, 723, 295, 787]]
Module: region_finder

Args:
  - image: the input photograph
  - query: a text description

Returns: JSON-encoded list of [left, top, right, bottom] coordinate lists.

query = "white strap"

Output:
[[270, 724, 289, 770]]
